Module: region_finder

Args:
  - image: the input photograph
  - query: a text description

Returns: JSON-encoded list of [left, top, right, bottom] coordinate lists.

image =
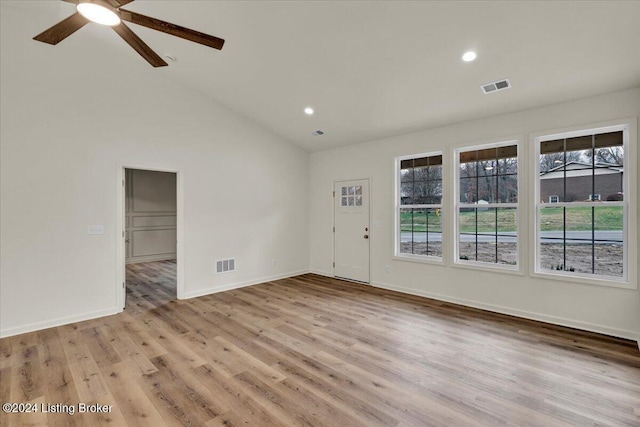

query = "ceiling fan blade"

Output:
[[33, 12, 89, 45], [119, 9, 225, 50], [62, 0, 134, 6], [114, 0, 136, 6], [112, 22, 168, 67]]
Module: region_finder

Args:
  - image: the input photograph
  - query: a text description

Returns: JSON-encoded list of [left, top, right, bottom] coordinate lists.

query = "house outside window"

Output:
[[539, 162, 622, 203]]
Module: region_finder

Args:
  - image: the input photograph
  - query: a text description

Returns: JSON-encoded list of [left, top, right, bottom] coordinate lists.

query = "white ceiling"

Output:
[[5, 1, 640, 152]]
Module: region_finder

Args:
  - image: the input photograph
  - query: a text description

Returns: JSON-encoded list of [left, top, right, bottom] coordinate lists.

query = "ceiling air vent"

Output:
[[312, 130, 325, 136], [481, 79, 511, 94]]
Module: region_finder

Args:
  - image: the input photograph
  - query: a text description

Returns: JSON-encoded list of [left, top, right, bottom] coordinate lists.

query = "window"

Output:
[[340, 185, 362, 206], [549, 195, 559, 203], [396, 153, 443, 259], [536, 126, 627, 282], [455, 142, 519, 268]]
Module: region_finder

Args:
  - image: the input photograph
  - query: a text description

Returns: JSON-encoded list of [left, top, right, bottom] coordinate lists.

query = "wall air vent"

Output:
[[216, 258, 235, 274], [481, 79, 511, 94]]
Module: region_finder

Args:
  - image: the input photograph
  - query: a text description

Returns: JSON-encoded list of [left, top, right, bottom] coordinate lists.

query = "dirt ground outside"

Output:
[[400, 242, 623, 277]]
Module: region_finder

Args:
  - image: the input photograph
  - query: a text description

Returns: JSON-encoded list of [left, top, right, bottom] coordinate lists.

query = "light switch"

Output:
[[88, 225, 105, 235]]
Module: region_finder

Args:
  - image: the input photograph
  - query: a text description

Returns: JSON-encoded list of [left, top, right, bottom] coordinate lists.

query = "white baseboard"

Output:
[[0, 306, 121, 339], [369, 280, 639, 342], [180, 269, 309, 299], [308, 269, 333, 278]]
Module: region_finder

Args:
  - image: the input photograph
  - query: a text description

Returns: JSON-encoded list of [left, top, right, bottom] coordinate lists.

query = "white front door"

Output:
[[334, 179, 370, 283]]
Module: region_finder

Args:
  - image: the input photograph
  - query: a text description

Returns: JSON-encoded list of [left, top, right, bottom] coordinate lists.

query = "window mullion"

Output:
[[591, 134, 596, 274], [494, 207, 498, 263]]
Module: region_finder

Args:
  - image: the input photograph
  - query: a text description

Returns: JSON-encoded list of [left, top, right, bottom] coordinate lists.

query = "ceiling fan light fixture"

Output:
[[34, 0, 225, 67], [77, 1, 121, 26], [462, 51, 477, 62]]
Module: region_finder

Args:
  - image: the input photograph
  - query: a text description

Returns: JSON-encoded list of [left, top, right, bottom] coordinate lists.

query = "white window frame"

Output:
[[533, 122, 635, 288], [453, 140, 521, 272], [394, 151, 444, 263]]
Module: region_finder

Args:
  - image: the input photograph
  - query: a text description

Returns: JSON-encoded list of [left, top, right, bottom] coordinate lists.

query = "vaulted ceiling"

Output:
[[5, 1, 640, 151]]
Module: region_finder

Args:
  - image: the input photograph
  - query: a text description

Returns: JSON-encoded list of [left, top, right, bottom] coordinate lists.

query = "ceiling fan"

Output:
[[33, 0, 225, 67]]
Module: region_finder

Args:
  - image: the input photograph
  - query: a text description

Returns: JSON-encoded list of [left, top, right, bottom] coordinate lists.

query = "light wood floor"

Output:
[[1, 261, 639, 426]]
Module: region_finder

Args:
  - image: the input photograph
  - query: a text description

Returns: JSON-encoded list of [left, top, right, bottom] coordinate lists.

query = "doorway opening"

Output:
[[124, 168, 178, 309]]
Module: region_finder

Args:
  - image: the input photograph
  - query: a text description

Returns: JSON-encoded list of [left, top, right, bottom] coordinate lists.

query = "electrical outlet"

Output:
[[88, 225, 104, 235]]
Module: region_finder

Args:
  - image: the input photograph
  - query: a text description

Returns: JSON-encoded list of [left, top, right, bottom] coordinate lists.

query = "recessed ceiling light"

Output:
[[304, 107, 314, 115], [462, 51, 477, 62]]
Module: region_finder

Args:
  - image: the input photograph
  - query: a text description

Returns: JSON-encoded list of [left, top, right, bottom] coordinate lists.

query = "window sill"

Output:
[[393, 254, 444, 265], [452, 260, 524, 276], [531, 269, 636, 290]]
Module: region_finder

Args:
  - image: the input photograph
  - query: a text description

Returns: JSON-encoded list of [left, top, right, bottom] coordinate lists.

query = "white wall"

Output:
[[310, 88, 640, 340], [2, 3, 638, 342], [0, 5, 309, 337]]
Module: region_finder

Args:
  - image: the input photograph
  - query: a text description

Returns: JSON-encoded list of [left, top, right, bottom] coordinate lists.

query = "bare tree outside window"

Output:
[[585, 146, 624, 166]]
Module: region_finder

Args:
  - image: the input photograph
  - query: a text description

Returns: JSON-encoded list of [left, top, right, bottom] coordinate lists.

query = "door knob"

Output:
[[364, 234, 369, 239]]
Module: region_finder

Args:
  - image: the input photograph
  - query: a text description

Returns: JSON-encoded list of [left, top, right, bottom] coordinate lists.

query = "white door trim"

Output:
[[116, 163, 184, 310]]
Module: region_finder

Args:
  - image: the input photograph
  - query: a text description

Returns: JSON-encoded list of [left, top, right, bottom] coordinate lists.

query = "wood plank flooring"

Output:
[[1, 260, 639, 426]]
